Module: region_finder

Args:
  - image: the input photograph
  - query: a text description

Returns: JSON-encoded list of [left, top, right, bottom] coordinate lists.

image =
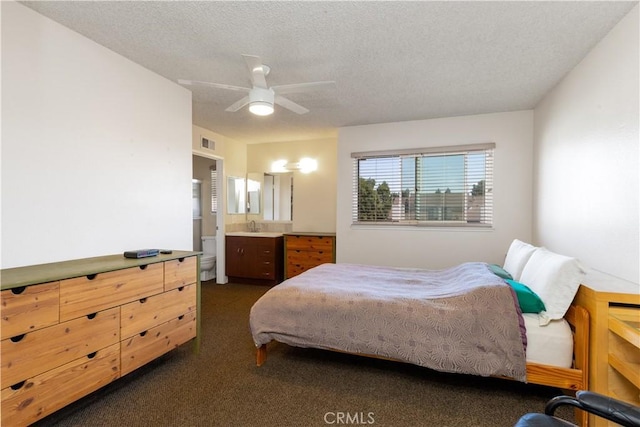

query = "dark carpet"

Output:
[[35, 282, 575, 427]]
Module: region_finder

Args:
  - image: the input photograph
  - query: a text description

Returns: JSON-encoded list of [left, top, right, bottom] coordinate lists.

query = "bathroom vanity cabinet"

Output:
[[226, 234, 283, 285], [0, 251, 200, 426]]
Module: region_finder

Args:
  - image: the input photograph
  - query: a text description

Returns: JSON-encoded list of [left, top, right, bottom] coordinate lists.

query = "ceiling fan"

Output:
[[178, 55, 335, 116]]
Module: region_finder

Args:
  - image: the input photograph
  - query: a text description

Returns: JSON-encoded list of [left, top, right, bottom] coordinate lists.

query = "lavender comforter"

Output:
[[250, 262, 527, 381]]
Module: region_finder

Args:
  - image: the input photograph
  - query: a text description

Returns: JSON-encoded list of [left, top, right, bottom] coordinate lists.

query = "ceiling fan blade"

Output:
[[274, 95, 309, 115], [225, 96, 250, 112], [242, 55, 268, 89], [178, 79, 250, 92], [272, 81, 336, 95]]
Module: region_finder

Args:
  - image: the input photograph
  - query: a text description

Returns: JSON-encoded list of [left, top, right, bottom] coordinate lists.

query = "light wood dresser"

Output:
[[284, 232, 336, 279], [573, 269, 639, 427], [0, 251, 200, 426]]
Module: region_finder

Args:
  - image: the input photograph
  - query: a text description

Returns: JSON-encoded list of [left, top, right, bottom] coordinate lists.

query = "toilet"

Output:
[[200, 235, 217, 282]]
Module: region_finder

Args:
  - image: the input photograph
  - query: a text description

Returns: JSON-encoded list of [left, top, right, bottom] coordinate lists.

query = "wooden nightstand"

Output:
[[573, 270, 640, 427]]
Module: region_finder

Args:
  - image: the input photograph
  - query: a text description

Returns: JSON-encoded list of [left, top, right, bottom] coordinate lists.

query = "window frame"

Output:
[[351, 143, 495, 229]]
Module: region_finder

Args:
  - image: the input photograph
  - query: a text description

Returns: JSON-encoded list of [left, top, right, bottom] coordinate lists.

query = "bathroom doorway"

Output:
[[193, 154, 225, 283]]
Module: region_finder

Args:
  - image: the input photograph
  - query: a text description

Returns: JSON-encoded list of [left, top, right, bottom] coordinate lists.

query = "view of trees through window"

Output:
[[354, 148, 493, 226]]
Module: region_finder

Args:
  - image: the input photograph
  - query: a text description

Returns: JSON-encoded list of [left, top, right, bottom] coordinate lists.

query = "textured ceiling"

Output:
[[20, 1, 637, 144]]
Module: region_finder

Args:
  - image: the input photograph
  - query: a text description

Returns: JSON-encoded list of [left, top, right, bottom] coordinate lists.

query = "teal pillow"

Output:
[[488, 264, 513, 280], [506, 279, 546, 313]]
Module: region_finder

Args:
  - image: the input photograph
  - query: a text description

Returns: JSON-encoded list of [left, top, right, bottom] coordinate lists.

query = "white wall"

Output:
[[337, 111, 533, 269], [1, 2, 193, 268], [247, 138, 338, 232], [533, 5, 639, 283]]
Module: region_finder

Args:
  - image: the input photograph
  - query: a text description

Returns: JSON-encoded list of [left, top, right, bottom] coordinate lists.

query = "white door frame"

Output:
[[193, 152, 227, 284], [214, 158, 226, 284]]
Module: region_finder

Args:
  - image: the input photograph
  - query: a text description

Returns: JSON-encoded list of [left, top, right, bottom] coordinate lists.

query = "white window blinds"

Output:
[[210, 168, 218, 214], [351, 143, 494, 227]]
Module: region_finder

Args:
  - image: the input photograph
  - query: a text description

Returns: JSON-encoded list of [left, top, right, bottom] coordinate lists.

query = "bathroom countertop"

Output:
[[225, 231, 283, 238]]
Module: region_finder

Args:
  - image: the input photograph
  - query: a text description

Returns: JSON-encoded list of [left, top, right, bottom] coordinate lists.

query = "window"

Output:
[[192, 179, 202, 219], [210, 167, 218, 214], [351, 143, 494, 227]]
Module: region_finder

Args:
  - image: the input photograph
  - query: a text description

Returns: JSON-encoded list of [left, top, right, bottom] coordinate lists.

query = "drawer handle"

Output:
[[11, 286, 26, 295], [87, 312, 97, 320], [10, 381, 26, 391], [139, 265, 148, 270], [87, 351, 97, 359], [139, 297, 147, 303], [87, 274, 98, 280], [178, 286, 185, 292], [10, 334, 25, 343], [178, 257, 185, 262], [140, 331, 148, 337]]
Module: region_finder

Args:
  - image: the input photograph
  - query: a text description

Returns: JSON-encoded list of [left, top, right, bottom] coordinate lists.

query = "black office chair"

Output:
[[515, 390, 640, 427]]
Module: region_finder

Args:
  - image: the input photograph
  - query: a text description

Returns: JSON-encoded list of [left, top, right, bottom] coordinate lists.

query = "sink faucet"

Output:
[[249, 220, 257, 232]]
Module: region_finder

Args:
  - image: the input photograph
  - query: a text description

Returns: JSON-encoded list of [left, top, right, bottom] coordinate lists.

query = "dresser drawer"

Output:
[[1, 307, 120, 390], [164, 257, 198, 291], [287, 250, 334, 265], [286, 263, 311, 278], [1, 342, 120, 427], [121, 312, 196, 376], [60, 264, 164, 321], [121, 284, 196, 340], [286, 258, 332, 275], [286, 235, 334, 251], [256, 238, 278, 252], [1, 282, 60, 340], [255, 261, 277, 279]]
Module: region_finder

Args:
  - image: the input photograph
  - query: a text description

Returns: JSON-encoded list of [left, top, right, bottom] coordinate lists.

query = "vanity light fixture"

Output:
[[297, 157, 318, 173], [271, 159, 288, 173], [270, 157, 318, 174]]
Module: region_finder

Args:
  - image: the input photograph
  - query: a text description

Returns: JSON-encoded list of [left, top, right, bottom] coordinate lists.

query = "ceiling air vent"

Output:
[[201, 137, 215, 150]]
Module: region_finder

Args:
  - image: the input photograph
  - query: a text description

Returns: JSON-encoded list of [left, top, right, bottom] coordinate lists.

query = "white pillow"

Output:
[[503, 239, 538, 281], [519, 248, 586, 325]]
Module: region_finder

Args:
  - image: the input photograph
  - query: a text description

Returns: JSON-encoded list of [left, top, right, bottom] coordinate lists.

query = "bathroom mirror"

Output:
[[247, 173, 261, 214], [262, 172, 293, 221], [227, 176, 246, 214]]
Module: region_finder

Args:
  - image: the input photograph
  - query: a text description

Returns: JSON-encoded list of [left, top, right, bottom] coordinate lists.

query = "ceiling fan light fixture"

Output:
[[249, 87, 274, 116], [179, 55, 334, 117], [249, 101, 274, 116]]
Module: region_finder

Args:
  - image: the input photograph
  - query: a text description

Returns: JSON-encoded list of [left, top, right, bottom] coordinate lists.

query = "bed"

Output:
[[250, 241, 589, 395]]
